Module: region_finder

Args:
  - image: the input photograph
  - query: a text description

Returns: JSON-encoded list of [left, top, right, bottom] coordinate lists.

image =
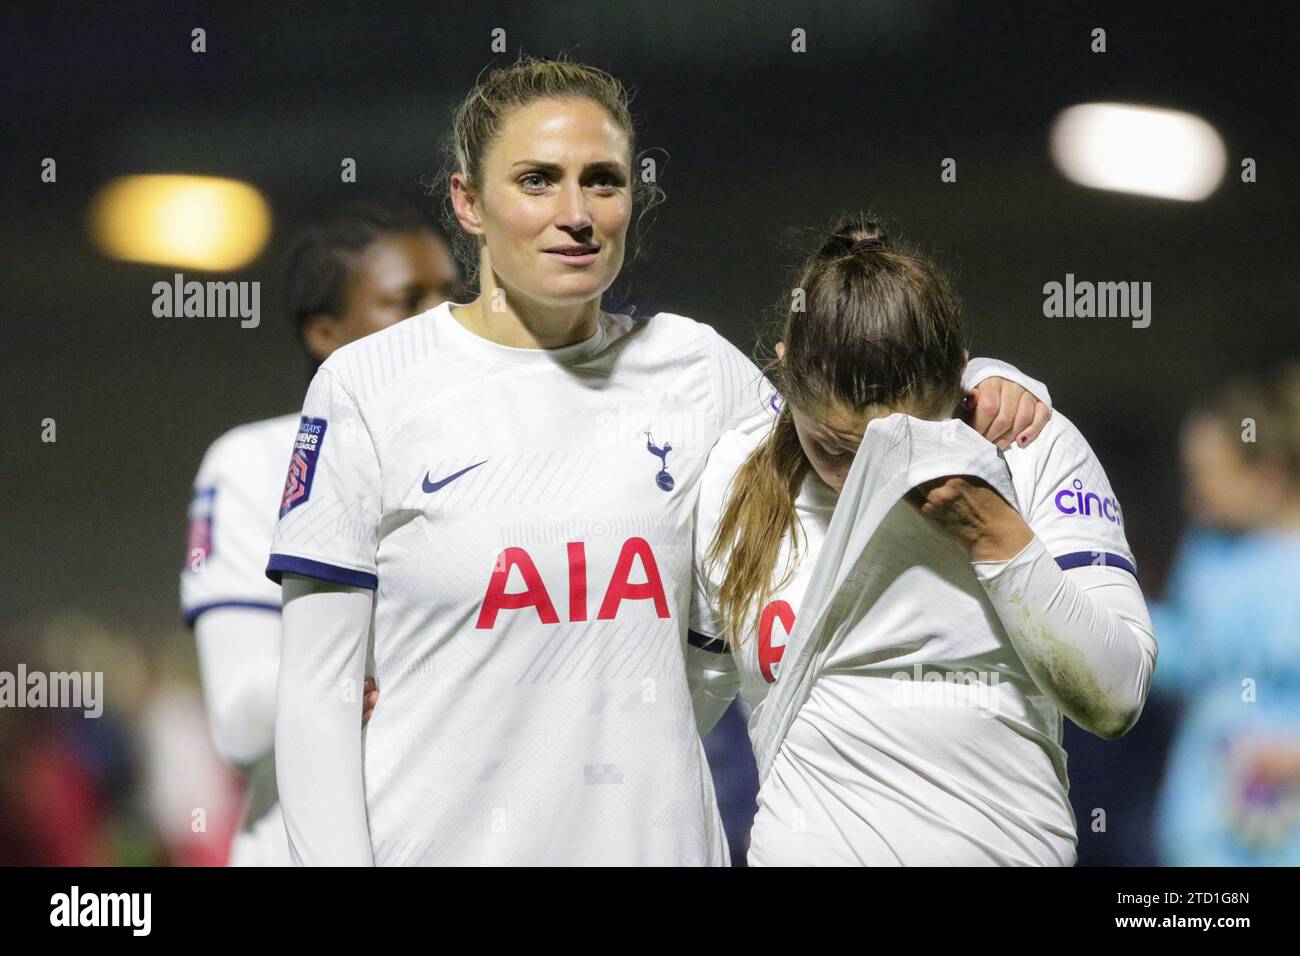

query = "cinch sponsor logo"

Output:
[[1054, 478, 1123, 525]]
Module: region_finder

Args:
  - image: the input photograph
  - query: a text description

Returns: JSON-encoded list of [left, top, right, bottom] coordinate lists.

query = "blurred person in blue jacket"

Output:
[[1152, 364, 1300, 865]]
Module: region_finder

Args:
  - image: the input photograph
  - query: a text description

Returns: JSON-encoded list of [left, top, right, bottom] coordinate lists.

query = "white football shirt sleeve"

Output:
[[276, 575, 374, 865], [266, 367, 383, 589], [973, 539, 1157, 738], [702, 324, 778, 436], [686, 429, 755, 735], [974, 415, 1157, 737], [181, 439, 283, 623], [962, 356, 1052, 409], [194, 607, 281, 769], [687, 514, 737, 736], [1007, 414, 1135, 574], [689, 449, 728, 642], [686, 325, 773, 732]]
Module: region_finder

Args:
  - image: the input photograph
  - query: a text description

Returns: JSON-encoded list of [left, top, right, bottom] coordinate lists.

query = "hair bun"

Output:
[[849, 236, 886, 254], [822, 216, 888, 258]]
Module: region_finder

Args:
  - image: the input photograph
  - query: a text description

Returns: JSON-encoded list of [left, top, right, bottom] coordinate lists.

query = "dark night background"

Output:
[[2, 1, 1297, 865]]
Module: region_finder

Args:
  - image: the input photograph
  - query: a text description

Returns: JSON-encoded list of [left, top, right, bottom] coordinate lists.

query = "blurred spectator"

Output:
[[0, 613, 242, 865], [1151, 364, 1300, 865], [139, 638, 244, 865]]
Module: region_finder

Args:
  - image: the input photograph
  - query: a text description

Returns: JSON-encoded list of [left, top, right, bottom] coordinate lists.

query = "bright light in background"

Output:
[[1050, 103, 1227, 201], [90, 175, 272, 270]]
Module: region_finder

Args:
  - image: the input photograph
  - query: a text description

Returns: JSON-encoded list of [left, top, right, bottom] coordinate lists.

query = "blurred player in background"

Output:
[[180, 200, 462, 865], [1151, 364, 1300, 865], [690, 217, 1156, 865]]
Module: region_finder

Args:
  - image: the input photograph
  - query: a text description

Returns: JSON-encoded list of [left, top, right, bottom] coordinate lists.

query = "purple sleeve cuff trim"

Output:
[[1054, 550, 1137, 578], [266, 554, 378, 590]]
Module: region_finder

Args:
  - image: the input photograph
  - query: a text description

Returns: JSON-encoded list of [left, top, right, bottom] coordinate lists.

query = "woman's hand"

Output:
[[965, 377, 1050, 450], [362, 676, 379, 726], [906, 475, 1033, 562]]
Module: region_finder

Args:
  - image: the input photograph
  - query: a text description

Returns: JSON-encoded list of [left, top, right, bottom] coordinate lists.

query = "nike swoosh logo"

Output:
[[422, 460, 488, 493]]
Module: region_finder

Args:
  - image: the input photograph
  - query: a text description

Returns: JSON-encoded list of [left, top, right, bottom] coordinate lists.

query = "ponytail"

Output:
[[704, 408, 810, 650]]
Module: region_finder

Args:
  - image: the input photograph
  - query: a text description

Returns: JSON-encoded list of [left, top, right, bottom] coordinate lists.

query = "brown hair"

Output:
[[705, 213, 967, 648], [437, 54, 663, 284]]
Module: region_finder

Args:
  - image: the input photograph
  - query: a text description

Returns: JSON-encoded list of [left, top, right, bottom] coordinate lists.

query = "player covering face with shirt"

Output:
[[690, 217, 1158, 865], [268, 57, 1052, 866]]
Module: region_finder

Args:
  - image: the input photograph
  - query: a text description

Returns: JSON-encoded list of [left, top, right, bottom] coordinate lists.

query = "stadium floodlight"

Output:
[[1050, 102, 1227, 202], [90, 174, 272, 270]]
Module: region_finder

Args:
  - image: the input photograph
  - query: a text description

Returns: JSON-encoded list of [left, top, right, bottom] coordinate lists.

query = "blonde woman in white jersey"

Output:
[[268, 59, 1051, 866], [691, 216, 1158, 866]]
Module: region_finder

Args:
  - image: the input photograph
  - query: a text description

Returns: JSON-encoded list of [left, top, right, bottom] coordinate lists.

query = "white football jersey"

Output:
[[181, 412, 299, 866], [267, 301, 776, 865], [693, 410, 1135, 865]]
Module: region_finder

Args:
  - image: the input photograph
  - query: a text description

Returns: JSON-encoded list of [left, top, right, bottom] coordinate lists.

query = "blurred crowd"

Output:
[[0, 614, 242, 865]]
